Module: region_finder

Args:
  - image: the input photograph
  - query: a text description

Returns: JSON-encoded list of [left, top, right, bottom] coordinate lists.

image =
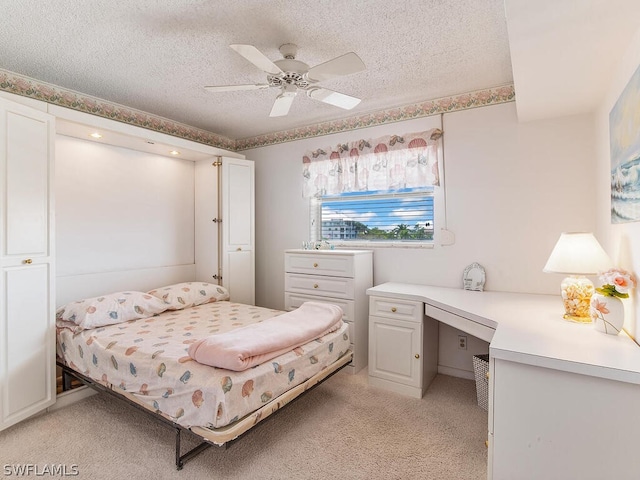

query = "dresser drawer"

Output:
[[285, 273, 354, 299], [369, 296, 423, 322], [285, 253, 354, 278], [284, 293, 355, 322]]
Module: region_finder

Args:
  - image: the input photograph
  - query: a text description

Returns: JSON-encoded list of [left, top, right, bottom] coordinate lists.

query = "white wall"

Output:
[[595, 25, 640, 340], [249, 102, 596, 307], [247, 101, 597, 376], [55, 135, 195, 277]]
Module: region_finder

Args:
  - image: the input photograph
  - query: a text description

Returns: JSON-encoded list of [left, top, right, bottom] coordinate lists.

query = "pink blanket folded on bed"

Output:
[[187, 302, 344, 371]]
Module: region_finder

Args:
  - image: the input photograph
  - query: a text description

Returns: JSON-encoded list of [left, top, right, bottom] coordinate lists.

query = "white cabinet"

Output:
[[221, 158, 254, 305], [489, 357, 640, 479], [195, 157, 255, 305], [368, 296, 438, 398], [284, 249, 372, 373], [0, 98, 56, 431]]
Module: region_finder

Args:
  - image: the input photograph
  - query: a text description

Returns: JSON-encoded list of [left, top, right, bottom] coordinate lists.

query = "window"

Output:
[[303, 129, 442, 246], [312, 188, 434, 243]]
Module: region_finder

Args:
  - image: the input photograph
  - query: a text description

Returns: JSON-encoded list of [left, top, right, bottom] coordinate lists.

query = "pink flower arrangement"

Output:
[[596, 268, 637, 298]]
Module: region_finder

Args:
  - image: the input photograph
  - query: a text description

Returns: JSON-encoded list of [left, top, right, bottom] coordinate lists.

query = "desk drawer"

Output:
[[425, 305, 495, 343], [285, 253, 354, 278], [369, 296, 423, 322], [285, 273, 354, 299]]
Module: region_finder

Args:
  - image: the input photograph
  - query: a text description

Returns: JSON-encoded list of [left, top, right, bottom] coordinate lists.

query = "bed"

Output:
[[55, 282, 352, 469]]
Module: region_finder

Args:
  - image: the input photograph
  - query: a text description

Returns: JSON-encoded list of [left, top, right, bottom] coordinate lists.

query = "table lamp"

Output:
[[543, 232, 612, 323]]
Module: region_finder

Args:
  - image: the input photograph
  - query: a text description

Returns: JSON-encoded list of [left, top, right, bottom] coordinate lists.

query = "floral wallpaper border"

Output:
[[0, 68, 236, 151], [236, 85, 515, 151], [0, 68, 514, 153]]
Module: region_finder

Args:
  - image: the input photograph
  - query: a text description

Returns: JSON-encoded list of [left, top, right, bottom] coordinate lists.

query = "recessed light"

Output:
[[89, 132, 102, 139], [170, 150, 180, 156]]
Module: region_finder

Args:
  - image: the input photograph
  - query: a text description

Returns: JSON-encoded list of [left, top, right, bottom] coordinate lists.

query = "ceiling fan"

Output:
[[205, 43, 366, 117]]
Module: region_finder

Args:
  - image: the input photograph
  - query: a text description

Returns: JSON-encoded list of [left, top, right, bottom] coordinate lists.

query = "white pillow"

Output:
[[56, 291, 168, 330], [147, 282, 230, 310]]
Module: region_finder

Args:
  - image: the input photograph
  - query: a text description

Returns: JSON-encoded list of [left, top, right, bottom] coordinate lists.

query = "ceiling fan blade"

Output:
[[230, 44, 283, 75], [307, 87, 361, 110], [204, 84, 270, 92], [306, 52, 366, 82], [269, 94, 295, 117]]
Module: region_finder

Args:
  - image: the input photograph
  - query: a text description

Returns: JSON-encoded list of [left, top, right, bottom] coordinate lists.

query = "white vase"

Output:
[[590, 293, 625, 335]]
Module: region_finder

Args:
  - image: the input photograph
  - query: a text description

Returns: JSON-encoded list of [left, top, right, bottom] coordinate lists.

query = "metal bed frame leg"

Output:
[[175, 427, 213, 470], [175, 429, 183, 470], [61, 369, 73, 392]]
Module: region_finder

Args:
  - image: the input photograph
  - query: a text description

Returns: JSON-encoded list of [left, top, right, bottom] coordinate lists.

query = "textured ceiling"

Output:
[[2, 0, 513, 140], [505, 0, 640, 122]]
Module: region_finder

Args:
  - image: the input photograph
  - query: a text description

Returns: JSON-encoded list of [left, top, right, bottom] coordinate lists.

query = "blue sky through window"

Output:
[[321, 187, 434, 240]]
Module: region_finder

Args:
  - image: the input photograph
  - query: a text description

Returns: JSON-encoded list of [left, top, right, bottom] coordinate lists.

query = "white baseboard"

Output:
[[49, 386, 96, 412], [438, 365, 475, 381]]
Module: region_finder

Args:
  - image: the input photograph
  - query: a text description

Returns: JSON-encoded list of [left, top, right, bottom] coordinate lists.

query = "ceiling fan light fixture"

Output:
[[281, 84, 297, 97]]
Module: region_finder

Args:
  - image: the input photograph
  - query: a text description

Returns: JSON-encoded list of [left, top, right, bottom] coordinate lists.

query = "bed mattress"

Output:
[[56, 301, 350, 429]]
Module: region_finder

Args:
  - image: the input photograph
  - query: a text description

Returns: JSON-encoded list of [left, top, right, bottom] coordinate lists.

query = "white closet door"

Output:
[[194, 160, 219, 282], [222, 158, 254, 305], [0, 98, 55, 432]]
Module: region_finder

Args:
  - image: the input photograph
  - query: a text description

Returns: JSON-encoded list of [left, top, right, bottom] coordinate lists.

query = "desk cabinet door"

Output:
[[369, 314, 422, 388]]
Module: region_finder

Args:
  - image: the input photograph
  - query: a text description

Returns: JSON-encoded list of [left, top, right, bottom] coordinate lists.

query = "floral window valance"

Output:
[[302, 128, 442, 198]]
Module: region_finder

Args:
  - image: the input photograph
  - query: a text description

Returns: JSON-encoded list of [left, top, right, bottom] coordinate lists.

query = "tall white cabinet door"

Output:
[[0, 98, 55, 431], [222, 158, 254, 305], [194, 160, 219, 282], [194, 157, 254, 305]]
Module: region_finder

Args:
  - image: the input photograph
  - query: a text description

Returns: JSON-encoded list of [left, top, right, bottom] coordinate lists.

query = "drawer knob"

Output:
[[391, 307, 397, 313], [313, 262, 318, 267], [313, 284, 319, 289], [485, 372, 490, 380], [414, 354, 420, 359], [23, 258, 33, 264]]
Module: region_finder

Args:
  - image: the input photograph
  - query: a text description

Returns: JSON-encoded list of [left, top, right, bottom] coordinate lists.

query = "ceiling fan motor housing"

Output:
[[268, 57, 311, 90]]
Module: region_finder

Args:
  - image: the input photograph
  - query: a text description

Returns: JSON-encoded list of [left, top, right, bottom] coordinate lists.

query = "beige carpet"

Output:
[[0, 371, 487, 479]]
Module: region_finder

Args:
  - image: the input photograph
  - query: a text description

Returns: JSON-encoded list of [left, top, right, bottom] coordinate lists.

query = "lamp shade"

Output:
[[543, 232, 612, 275]]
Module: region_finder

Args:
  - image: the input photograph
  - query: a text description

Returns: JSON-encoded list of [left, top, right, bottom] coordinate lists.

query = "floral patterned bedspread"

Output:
[[56, 301, 350, 428]]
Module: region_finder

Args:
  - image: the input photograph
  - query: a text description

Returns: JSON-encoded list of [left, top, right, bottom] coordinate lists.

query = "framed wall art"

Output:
[[609, 63, 640, 223]]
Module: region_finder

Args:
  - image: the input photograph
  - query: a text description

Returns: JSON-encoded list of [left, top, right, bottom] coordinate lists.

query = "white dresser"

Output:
[[284, 249, 373, 373]]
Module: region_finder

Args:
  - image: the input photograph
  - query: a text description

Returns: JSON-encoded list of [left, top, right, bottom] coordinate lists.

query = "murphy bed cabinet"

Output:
[[284, 249, 373, 373], [0, 97, 56, 431], [195, 157, 255, 305]]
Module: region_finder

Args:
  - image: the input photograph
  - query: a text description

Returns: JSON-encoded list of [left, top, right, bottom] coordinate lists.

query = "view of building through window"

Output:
[[319, 188, 434, 241]]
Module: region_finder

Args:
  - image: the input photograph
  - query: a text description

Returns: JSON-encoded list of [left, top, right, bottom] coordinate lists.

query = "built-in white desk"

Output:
[[367, 282, 640, 480]]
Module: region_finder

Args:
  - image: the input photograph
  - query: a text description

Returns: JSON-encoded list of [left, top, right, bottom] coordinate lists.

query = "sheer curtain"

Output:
[[302, 129, 442, 198]]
